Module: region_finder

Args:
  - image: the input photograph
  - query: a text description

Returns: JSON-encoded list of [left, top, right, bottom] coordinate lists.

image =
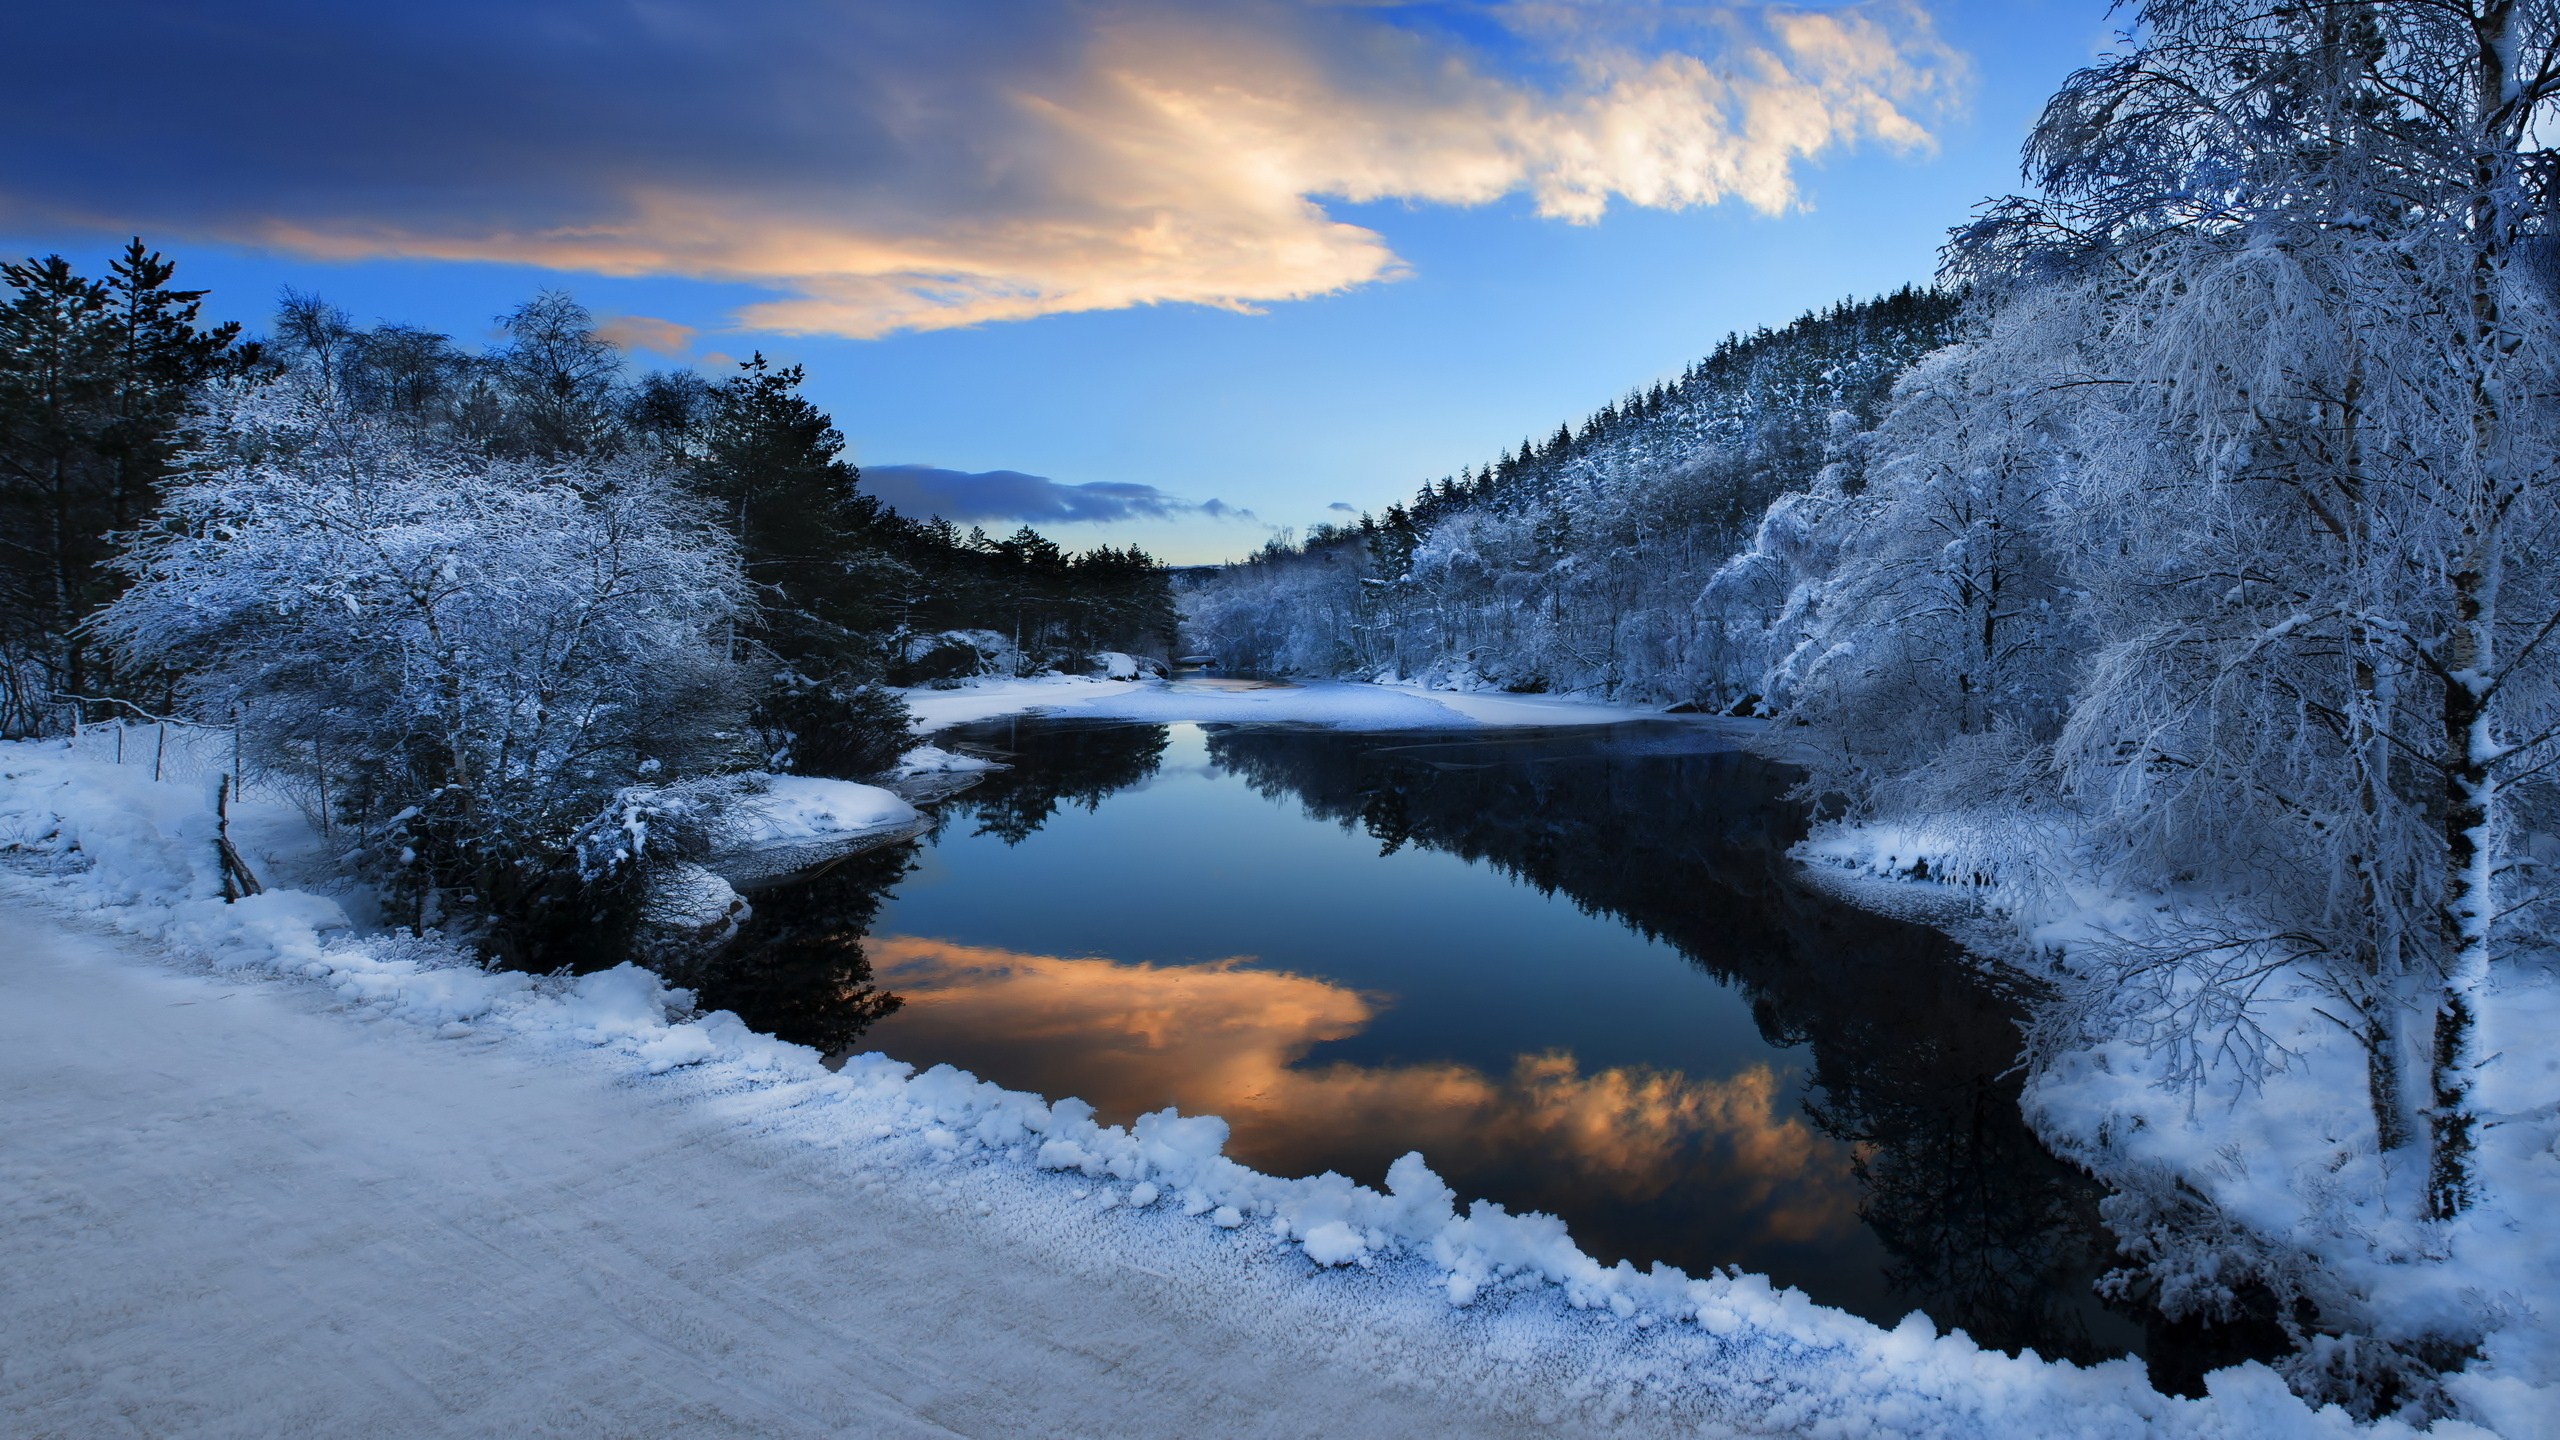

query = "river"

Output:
[[685, 712, 2168, 1371]]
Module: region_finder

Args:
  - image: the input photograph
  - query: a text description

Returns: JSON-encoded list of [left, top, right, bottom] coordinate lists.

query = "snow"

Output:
[[0, 739, 2513, 1436], [713, 773, 918, 849], [903, 674, 1662, 735], [1800, 817, 2560, 1430], [1088, 649, 1152, 680], [891, 742, 998, 776]]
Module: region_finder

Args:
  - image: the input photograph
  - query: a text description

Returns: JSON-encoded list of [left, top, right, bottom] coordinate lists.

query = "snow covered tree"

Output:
[[96, 359, 752, 965], [1945, 0, 2560, 1218], [1780, 325, 2081, 810]]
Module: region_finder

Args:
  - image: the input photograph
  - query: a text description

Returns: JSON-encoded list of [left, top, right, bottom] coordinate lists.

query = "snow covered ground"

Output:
[[903, 673, 1669, 734], [0, 737, 2515, 1436], [1799, 822, 2558, 1436]]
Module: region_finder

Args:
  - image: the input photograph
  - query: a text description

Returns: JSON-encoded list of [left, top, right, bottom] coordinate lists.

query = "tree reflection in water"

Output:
[[674, 842, 915, 1053], [940, 717, 1170, 845], [1204, 724, 2129, 1364], [692, 717, 2182, 1372]]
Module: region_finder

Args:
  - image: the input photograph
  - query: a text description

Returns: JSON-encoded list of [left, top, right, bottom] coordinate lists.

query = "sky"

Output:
[[0, 1, 2117, 564]]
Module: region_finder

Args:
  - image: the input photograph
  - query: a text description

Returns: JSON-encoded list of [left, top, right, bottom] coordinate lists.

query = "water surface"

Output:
[[690, 715, 2147, 1364]]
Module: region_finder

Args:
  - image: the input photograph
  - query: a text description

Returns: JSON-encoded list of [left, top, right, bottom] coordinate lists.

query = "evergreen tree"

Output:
[[688, 352, 913, 777], [0, 242, 240, 727]]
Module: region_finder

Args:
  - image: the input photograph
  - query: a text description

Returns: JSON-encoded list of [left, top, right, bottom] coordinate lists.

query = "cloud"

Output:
[[0, 1, 1965, 339], [862, 463, 1252, 525], [864, 935, 1861, 1235], [593, 314, 696, 356], [1327, 501, 1356, 513]]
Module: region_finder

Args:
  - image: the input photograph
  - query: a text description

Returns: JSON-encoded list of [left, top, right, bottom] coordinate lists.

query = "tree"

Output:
[[97, 363, 752, 965], [1783, 330, 2078, 804], [681, 352, 916, 777], [1950, 0, 2560, 1218], [695, 352, 894, 647], [486, 291, 622, 457], [0, 241, 239, 727]]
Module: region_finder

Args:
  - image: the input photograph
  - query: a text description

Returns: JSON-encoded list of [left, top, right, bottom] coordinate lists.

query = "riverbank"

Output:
[[901, 673, 1689, 734], [1799, 819, 2557, 1431], [0, 736, 2489, 1437]]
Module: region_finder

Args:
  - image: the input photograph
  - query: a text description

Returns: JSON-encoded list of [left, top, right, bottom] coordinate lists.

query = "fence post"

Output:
[[115, 724, 125, 766], [154, 723, 167, 783], [215, 773, 263, 903]]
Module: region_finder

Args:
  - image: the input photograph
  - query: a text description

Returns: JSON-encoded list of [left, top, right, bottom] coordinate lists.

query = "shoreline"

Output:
[[0, 734, 2472, 1437]]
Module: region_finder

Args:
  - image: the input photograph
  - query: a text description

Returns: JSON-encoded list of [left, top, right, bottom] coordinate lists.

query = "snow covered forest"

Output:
[[1183, 286, 1962, 696], [1184, 0, 2560, 1416], [0, 273, 1175, 965]]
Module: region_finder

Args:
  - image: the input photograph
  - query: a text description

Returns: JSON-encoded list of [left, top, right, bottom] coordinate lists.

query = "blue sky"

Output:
[[1, 2, 2114, 563]]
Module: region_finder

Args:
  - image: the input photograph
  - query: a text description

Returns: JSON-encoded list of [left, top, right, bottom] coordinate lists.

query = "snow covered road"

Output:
[[0, 908, 1561, 1439]]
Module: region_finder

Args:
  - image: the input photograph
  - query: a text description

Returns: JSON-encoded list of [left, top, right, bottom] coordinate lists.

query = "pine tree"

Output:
[[689, 352, 912, 777], [0, 242, 239, 726]]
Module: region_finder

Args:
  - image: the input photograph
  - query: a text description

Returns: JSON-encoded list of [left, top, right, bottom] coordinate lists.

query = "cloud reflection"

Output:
[[863, 935, 1859, 1245]]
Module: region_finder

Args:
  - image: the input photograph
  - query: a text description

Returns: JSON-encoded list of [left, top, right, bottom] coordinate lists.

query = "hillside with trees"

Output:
[[1180, 287, 1960, 700], [1182, 0, 2560, 1415]]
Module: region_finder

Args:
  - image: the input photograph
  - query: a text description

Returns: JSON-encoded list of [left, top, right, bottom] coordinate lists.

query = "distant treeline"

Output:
[[1182, 285, 1961, 695]]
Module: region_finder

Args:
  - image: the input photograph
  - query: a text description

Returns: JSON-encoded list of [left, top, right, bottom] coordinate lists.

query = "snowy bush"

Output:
[[96, 371, 752, 964]]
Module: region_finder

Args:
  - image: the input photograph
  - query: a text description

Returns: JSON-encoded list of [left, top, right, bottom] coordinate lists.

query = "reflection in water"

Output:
[[695, 716, 2160, 1369], [939, 719, 1169, 844], [671, 843, 915, 1053], [867, 935, 1862, 1247], [1206, 724, 2131, 1360]]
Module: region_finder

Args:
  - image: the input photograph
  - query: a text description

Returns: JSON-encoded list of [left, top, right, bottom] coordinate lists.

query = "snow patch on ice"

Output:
[[902, 675, 1662, 735], [893, 743, 998, 777]]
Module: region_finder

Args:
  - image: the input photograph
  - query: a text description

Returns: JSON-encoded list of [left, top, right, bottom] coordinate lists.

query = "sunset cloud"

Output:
[[593, 314, 697, 356], [0, 1, 1965, 339], [862, 934, 1861, 1239]]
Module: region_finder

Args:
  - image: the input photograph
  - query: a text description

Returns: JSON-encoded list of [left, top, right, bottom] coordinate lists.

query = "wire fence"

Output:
[[61, 716, 246, 791], [56, 709, 271, 899]]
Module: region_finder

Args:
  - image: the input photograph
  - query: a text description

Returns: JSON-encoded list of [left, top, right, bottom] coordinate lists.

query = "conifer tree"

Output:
[[0, 241, 239, 726]]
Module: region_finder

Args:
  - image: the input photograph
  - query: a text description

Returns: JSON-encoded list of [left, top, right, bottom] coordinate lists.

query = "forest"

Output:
[[0, 264, 1173, 963], [1182, 0, 2560, 1413]]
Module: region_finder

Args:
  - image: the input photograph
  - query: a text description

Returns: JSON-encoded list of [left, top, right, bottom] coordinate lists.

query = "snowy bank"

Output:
[[1800, 817, 2559, 1434], [713, 773, 918, 850], [0, 740, 2505, 1437], [904, 674, 1668, 735], [695, 772, 924, 890]]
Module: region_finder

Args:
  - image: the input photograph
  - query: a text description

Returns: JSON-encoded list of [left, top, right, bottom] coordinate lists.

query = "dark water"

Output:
[[686, 715, 2157, 1366]]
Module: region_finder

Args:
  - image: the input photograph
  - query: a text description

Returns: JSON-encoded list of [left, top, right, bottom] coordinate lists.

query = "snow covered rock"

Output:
[[713, 774, 918, 851], [636, 861, 748, 962]]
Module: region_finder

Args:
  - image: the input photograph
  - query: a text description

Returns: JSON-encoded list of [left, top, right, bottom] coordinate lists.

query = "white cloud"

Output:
[[2, 1, 1966, 338]]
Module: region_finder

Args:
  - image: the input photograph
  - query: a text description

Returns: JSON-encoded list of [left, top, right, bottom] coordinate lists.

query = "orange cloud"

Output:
[[863, 934, 1861, 1244], [147, 3, 1964, 339], [594, 314, 696, 356]]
